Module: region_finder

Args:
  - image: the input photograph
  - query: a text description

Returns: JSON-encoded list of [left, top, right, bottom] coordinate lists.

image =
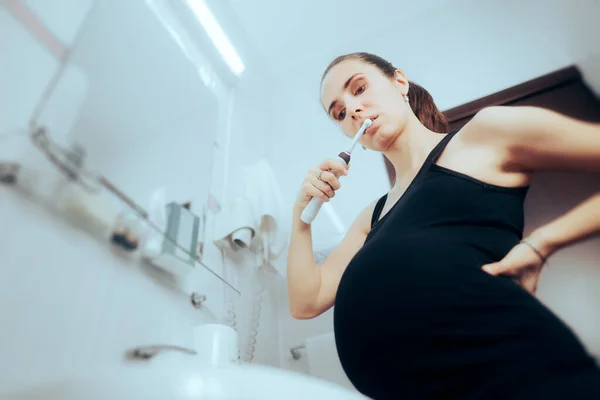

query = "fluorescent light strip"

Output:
[[185, 0, 244, 76]]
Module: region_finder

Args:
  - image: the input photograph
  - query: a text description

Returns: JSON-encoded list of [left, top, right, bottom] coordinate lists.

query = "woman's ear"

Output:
[[394, 70, 409, 93]]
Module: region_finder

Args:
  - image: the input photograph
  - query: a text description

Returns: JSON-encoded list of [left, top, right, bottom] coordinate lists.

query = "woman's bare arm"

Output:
[[287, 202, 375, 319], [473, 106, 600, 258]]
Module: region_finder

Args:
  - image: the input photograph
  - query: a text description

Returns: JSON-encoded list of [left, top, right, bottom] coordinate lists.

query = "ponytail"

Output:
[[407, 81, 448, 133]]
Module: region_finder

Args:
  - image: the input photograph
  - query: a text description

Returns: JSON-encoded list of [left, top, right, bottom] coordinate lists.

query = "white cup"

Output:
[[193, 324, 239, 366]]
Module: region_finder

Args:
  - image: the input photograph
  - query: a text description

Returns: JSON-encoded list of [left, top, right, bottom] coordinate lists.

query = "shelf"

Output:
[[14, 126, 240, 297]]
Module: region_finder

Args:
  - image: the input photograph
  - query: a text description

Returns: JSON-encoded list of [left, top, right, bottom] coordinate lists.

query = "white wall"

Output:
[[0, 0, 258, 389], [271, 0, 600, 381], [525, 172, 600, 356], [216, 62, 283, 366]]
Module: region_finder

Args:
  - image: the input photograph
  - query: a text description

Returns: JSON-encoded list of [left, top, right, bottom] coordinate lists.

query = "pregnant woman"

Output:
[[286, 52, 600, 399]]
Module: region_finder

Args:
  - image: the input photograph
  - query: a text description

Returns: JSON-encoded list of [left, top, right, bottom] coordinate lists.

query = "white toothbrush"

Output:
[[300, 119, 372, 224]]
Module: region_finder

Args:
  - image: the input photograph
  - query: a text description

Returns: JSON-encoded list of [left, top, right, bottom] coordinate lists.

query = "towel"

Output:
[[213, 197, 257, 252]]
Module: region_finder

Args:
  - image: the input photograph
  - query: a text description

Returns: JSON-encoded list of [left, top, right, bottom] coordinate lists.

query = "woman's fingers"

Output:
[[311, 174, 336, 199], [319, 170, 341, 190], [320, 158, 349, 177], [296, 158, 349, 210]]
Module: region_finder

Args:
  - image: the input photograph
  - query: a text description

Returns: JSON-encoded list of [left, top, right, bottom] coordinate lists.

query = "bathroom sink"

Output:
[[6, 361, 366, 399]]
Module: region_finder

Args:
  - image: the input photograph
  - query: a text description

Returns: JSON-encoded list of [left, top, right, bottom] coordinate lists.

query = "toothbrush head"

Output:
[[347, 119, 372, 153]]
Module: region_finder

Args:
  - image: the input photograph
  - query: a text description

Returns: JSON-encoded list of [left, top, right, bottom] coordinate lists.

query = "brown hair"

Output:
[[322, 52, 448, 133]]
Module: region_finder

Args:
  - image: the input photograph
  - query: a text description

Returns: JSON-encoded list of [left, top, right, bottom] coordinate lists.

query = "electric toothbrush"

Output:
[[300, 119, 372, 224]]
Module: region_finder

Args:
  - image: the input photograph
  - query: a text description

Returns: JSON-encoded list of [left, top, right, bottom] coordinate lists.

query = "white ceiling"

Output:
[[226, 0, 600, 106], [227, 0, 451, 73]]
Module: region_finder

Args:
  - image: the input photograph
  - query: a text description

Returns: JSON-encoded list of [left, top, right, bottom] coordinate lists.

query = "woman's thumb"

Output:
[[482, 262, 503, 275]]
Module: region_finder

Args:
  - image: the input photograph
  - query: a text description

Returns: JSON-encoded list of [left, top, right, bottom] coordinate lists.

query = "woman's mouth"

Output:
[[366, 116, 379, 135]]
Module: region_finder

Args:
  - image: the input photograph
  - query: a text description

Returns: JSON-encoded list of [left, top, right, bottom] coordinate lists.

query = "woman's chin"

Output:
[[371, 131, 396, 151]]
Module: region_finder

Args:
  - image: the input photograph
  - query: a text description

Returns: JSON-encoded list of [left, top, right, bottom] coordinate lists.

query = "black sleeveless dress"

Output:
[[333, 131, 600, 399]]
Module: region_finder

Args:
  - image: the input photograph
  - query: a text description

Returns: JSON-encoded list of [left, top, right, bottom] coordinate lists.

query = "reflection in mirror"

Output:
[[14, 0, 239, 295]]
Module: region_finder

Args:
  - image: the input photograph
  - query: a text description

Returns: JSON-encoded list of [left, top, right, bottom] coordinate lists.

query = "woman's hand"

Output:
[[294, 158, 349, 212], [482, 242, 546, 295]]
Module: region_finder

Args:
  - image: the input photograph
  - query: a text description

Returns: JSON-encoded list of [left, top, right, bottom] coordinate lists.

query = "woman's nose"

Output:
[[344, 95, 363, 119], [350, 107, 363, 120]]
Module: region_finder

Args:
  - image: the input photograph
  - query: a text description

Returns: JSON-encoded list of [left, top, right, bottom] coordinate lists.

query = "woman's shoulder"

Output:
[[352, 194, 388, 233], [459, 105, 540, 143], [454, 106, 523, 150], [461, 106, 508, 133], [450, 107, 533, 186], [364, 194, 388, 218]]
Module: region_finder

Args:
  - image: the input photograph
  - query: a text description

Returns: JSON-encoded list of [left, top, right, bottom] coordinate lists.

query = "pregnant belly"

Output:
[[333, 240, 594, 397], [335, 239, 526, 320]]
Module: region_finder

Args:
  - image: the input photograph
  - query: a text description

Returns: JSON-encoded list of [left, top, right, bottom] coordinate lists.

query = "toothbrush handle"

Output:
[[300, 155, 348, 224], [300, 197, 324, 225]]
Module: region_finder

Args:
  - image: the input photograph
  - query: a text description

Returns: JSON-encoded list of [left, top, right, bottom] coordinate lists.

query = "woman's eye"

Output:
[[355, 84, 366, 95], [337, 109, 346, 121]]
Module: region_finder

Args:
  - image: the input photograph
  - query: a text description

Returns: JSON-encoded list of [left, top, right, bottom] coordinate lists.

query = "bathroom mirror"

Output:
[[28, 0, 238, 295]]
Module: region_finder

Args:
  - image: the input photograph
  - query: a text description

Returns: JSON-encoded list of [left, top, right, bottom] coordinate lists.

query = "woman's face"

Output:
[[321, 59, 410, 151]]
